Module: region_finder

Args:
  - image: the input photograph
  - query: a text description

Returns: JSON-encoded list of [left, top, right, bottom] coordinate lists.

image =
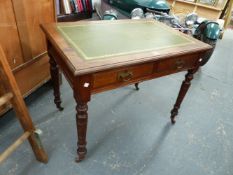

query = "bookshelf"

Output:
[[167, 0, 228, 20], [56, 0, 93, 22]]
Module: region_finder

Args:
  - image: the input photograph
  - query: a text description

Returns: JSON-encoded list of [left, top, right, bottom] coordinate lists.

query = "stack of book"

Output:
[[57, 0, 93, 15]]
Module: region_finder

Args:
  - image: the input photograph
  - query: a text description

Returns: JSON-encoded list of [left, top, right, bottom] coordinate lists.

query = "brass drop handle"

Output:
[[175, 59, 185, 70], [118, 70, 133, 82]]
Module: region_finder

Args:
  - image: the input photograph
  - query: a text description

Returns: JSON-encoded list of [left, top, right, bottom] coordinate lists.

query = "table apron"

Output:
[[91, 53, 200, 94], [48, 46, 201, 96]]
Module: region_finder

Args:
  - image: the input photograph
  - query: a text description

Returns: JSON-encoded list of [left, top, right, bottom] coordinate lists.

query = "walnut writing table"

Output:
[[41, 20, 211, 162]]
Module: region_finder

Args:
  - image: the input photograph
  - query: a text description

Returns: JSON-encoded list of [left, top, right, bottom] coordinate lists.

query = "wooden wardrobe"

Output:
[[0, 0, 56, 115]]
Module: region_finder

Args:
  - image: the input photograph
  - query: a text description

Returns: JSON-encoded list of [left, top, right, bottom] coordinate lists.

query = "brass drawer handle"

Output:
[[118, 70, 133, 82], [175, 59, 185, 70]]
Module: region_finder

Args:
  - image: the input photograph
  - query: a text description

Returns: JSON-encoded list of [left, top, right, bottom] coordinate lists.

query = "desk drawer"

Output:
[[93, 63, 153, 88], [157, 54, 198, 72]]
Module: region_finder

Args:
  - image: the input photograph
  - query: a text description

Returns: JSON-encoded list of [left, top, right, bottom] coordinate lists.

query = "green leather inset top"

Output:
[[57, 21, 193, 60]]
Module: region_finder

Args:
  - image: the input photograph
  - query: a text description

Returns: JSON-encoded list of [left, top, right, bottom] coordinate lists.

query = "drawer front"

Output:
[[157, 54, 199, 73], [93, 63, 154, 88]]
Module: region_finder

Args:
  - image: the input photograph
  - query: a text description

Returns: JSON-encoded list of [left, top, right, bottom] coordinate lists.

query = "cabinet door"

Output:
[[10, 0, 56, 97], [12, 0, 56, 61], [0, 0, 56, 116], [0, 0, 24, 69]]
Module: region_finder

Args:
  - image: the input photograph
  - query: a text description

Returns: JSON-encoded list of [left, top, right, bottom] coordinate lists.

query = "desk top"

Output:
[[57, 21, 193, 61], [41, 20, 211, 75]]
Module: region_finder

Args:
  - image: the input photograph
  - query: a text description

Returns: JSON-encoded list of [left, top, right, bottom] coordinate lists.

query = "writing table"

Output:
[[41, 20, 211, 162]]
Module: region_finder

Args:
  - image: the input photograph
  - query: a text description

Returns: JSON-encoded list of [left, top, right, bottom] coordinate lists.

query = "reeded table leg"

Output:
[[74, 100, 88, 162], [49, 55, 63, 111], [170, 68, 198, 124], [73, 75, 91, 162]]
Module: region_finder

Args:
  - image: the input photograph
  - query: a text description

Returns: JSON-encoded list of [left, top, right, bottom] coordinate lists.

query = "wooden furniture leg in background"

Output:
[[170, 68, 199, 124], [48, 54, 64, 111], [0, 46, 48, 164], [134, 83, 139, 90]]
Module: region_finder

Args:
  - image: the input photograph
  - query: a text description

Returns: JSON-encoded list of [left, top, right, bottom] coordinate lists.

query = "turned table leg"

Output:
[[74, 100, 88, 162], [49, 55, 63, 111], [73, 75, 91, 162], [170, 68, 198, 124]]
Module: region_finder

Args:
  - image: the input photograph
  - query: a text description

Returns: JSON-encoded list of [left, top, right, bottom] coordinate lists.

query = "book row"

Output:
[[57, 0, 93, 15]]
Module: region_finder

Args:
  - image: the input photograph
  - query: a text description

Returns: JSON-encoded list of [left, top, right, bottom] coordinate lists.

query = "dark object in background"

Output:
[[103, 9, 118, 20], [106, 0, 170, 15]]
